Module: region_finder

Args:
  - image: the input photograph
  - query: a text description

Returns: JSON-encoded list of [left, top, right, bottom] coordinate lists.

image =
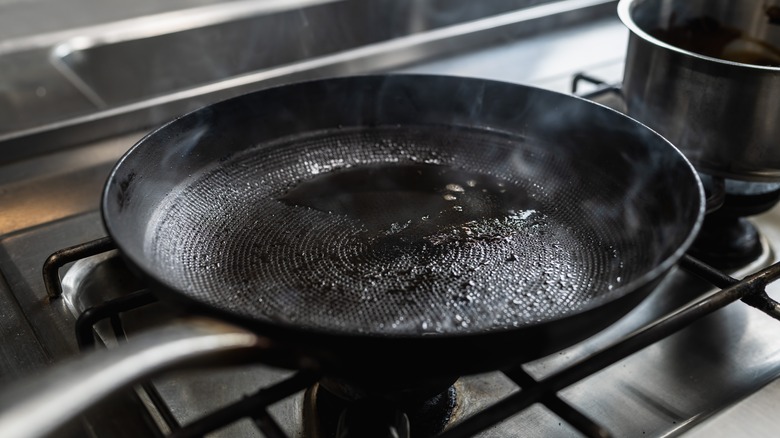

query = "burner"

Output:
[[303, 382, 457, 438], [688, 180, 780, 269], [688, 214, 763, 269]]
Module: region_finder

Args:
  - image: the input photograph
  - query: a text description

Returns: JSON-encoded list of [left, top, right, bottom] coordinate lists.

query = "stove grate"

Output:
[[44, 234, 780, 438]]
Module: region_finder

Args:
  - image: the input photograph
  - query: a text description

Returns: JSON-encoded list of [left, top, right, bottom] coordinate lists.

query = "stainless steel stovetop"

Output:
[[2, 1, 780, 436]]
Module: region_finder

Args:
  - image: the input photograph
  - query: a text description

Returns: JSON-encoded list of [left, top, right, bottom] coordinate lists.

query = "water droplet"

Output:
[[445, 183, 465, 193], [466, 179, 477, 187]]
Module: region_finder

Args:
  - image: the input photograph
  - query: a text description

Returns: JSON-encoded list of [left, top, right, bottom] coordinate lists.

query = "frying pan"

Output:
[[0, 75, 703, 436]]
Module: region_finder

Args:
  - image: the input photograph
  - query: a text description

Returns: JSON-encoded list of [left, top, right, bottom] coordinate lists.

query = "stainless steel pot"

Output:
[[619, 0, 780, 181]]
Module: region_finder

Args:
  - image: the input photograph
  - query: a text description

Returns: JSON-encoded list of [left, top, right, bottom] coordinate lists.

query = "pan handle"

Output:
[[0, 317, 270, 438]]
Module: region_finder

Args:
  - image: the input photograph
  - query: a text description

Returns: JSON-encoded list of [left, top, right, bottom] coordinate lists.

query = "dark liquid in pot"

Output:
[[649, 16, 780, 66]]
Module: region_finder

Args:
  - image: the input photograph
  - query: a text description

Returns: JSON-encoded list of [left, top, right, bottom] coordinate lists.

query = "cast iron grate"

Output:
[[43, 239, 780, 437]]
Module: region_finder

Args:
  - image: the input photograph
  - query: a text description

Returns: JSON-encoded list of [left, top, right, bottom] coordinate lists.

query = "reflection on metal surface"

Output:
[[50, 0, 608, 107], [687, 377, 780, 437], [0, 131, 139, 235], [0, 0, 616, 160], [44, 236, 115, 299]]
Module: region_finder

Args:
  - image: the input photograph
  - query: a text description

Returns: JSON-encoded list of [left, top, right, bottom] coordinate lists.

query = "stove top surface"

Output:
[[2, 6, 780, 437]]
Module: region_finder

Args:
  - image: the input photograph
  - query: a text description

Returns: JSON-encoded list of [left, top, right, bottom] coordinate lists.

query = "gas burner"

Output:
[[689, 179, 780, 270], [689, 215, 763, 270], [303, 383, 456, 438]]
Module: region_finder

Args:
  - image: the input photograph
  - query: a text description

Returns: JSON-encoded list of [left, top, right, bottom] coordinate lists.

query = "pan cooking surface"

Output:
[[147, 126, 651, 335]]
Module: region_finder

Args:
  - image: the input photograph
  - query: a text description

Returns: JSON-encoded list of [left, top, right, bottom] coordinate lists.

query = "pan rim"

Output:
[[102, 73, 705, 342]]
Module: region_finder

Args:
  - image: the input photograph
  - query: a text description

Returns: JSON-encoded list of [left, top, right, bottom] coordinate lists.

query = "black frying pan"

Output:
[[103, 75, 703, 390]]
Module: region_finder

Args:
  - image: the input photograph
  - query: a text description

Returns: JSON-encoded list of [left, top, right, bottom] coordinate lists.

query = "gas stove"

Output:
[[2, 1, 780, 437]]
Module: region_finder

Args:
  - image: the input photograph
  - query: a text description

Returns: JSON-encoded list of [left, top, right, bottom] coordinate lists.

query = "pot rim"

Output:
[[617, 0, 780, 72]]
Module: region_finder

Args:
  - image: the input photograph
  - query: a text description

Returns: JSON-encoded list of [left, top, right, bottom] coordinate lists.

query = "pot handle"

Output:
[[0, 317, 269, 438]]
